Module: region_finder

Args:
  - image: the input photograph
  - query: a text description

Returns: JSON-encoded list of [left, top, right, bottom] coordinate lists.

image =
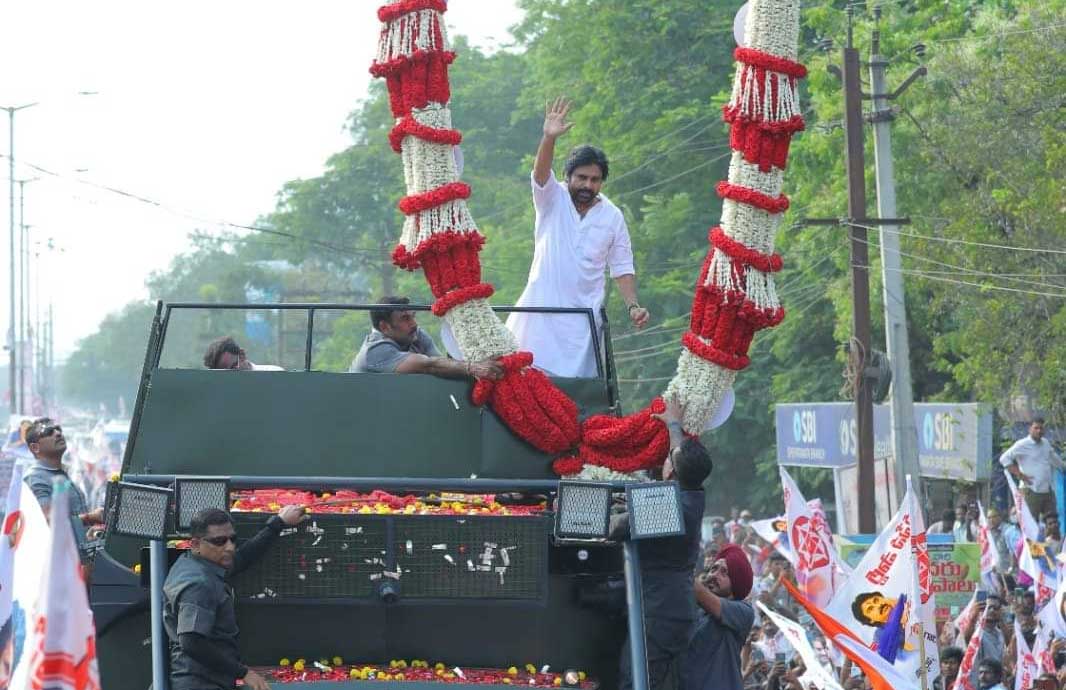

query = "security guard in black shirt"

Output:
[[163, 504, 306, 690]]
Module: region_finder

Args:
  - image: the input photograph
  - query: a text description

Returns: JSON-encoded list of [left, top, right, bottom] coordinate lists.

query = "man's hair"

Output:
[[189, 508, 233, 539], [851, 591, 886, 627], [25, 417, 56, 446], [978, 658, 1003, 678], [672, 438, 712, 489], [941, 508, 956, 524], [941, 646, 964, 663], [203, 336, 241, 369], [1045, 513, 1059, 522], [1032, 417, 1046, 426], [370, 296, 411, 331], [564, 145, 609, 180]]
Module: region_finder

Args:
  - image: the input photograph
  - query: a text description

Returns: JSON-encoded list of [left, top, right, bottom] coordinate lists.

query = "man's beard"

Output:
[[571, 189, 595, 205]]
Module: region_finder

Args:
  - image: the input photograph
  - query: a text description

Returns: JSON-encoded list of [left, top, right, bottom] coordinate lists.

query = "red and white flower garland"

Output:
[[371, 0, 805, 477]]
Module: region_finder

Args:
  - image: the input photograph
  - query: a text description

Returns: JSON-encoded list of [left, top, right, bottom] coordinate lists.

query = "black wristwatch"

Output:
[[627, 303, 641, 312]]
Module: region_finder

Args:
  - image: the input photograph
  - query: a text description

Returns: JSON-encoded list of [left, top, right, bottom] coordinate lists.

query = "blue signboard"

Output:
[[775, 402, 992, 481]]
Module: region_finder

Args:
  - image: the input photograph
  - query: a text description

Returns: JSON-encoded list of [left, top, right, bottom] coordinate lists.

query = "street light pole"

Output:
[[3, 102, 38, 415]]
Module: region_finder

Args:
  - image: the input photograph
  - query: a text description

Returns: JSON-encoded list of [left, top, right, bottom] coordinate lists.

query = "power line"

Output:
[[849, 221, 1066, 258], [3, 155, 387, 259], [927, 21, 1066, 44], [889, 268, 1066, 300]]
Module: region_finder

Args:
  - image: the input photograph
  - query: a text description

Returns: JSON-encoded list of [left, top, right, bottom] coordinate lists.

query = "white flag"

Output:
[[1037, 580, 1066, 637], [23, 480, 101, 690], [904, 477, 939, 687], [1004, 471, 1040, 541], [7, 483, 50, 687], [780, 467, 847, 607], [0, 465, 22, 689], [757, 603, 844, 690], [1014, 619, 1040, 690], [976, 501, 998, 580], [825, 481, 937, 685], [1019, 538, 1059, 609]]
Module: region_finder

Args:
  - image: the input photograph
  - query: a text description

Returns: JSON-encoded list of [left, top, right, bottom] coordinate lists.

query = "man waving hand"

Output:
[[506, 98, 649, 378]]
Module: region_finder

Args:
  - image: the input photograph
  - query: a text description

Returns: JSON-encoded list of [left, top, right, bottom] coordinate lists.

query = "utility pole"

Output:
[[869, 7, 927, 507], [16, 179, 35, 414], [842, 8, 878, 534]]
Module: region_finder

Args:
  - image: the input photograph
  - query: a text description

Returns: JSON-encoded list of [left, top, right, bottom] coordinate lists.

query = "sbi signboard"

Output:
[[775, 402, 993, 481]]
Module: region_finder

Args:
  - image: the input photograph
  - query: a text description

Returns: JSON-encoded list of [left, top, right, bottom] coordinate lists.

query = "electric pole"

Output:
[[842, 9, 878, 534], [869, 7, 927, 507]]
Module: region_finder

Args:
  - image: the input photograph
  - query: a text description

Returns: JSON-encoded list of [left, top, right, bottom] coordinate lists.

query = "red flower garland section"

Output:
[[389, 115, 462, 153], [553, 399, 672, 475], [716, 182, 790, 214], [471, 353, 581, 454], [371, 50, 456, 118], [709, 227, 783, 274], [377, 0, 447, 23], [733, 47, 808, 79], [398, 181, 471, 215], [722, 48, 808, 172]]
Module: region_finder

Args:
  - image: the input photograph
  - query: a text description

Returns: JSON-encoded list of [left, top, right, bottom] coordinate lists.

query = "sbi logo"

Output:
[[923, 412, 956, 451], [793, 410, 817, 444]]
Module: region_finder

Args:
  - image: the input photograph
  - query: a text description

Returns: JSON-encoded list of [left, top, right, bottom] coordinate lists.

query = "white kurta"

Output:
[[505, 171, 635, 378]]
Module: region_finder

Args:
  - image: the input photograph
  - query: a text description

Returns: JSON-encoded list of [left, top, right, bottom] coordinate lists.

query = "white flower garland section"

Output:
[[443, 298, 517, 362], [666, 349, 738, 434], [744, 0, 800, 61], [399, 103, 478, 250], [706, 152, 784, 311], [377, 8, 449, 64]]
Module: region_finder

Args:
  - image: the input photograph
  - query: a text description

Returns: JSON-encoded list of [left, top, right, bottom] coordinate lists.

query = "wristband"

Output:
[[628, 303, 641, 312]]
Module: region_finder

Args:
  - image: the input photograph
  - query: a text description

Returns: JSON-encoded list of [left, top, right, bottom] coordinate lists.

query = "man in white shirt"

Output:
[[506, 98, 650, 378], [999, 418, 1064, 520]]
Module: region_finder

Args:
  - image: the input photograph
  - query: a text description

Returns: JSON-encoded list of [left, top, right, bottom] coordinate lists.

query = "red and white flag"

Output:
[[1037, 578, 1066, 637], [976, 501, 998, 580], [950, 590, 980, 642], [24, 480, 101, 690], [1014, 619, 1041, 690], [1019, 538, 1058, 609], [954, 605, 987, 690], [1004, 471, 1040, 541], [0, 465, 22, 690], [1033, 625, 1055, 675], [904, 478, 939, 686], [779, 467, 847, 607]]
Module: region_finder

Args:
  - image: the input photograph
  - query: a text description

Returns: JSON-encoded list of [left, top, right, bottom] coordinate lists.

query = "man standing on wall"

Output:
[[1000, 418, 1063, 521], [506, 98, 650, 378]]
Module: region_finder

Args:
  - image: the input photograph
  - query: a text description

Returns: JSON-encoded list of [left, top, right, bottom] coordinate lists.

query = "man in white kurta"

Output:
[[506, 98, 649, 378]]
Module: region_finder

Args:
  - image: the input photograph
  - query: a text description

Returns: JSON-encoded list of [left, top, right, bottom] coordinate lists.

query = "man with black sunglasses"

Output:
[[23, 418, 104, 556], [164, 504, 306, 690]]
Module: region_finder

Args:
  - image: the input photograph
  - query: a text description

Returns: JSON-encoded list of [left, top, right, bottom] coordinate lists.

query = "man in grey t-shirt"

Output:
[[350, 296, 503, 379]]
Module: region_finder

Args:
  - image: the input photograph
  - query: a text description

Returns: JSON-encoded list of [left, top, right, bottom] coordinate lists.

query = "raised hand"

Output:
[[543, 97, 574, 140]]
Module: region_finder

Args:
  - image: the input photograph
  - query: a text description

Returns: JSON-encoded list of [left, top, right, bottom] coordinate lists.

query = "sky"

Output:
[[0, 0, 525, 360]]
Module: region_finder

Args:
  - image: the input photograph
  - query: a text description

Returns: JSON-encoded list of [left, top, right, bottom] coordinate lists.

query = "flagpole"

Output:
[[907, 475, 930, 690]]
